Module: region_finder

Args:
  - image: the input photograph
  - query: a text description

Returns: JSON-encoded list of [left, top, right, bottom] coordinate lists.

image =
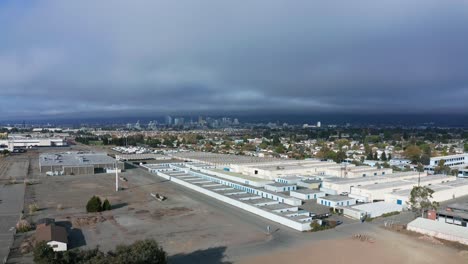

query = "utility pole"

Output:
[[115, 162, 119, 192]]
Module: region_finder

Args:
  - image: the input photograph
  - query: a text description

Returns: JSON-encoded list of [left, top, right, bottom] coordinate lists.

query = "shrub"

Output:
[[310, 220, 333, 232], [29, 203, 39, 214], [381, 211, 400, 217], [102, 199, 112, 211], [32, 239, 167, 264], [86, 196, 102, 213], [16, 219, 32, 233]]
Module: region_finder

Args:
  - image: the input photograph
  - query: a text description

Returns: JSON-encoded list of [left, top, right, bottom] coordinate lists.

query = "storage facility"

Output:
[[343, 201, 403, 220], [290, 189, 326, 200], [384, 179, 468, 206], [321, 171, 427, 195], [39, 152, 124, 175], [350, 174, 454, 202], [317, 195, 356, 209], [264, 183, 297, 192]]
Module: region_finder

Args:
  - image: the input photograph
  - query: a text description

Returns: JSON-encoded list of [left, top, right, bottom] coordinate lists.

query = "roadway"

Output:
[[0, 184, 25, 263]]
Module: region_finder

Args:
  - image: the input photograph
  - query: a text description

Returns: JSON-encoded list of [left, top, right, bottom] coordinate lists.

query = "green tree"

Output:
[[373, 152, 378, 160], [102, 199, 112, 211], [380, 151, 387, 161], [110, 239, 167, 264], [404, 145, 422, 163], [408, 186, 439, 217], [33, 241, 55, 264], [86, 196, 103, 213]]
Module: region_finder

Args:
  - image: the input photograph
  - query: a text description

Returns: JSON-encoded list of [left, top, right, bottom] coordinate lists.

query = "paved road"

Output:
[[0, 184, 25, 263]]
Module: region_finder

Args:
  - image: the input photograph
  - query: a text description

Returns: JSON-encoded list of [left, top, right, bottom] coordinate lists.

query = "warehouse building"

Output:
[[343, 202, 403, 220], [290, 189, 326, 200], [435, 201, 468, 228], [39, 152, 124, 175], [148, 165, 313, 231], [385, 179, 468, 206], [264, 183, 297, 192], [317, 195, 356, 209], [0, 136, 67, 151], [275, 176, 305, 184], [350, 175, 455, 202], [321, 171, 427, 195], [322, 166, 393, 178], [296, 179, 322, 189]]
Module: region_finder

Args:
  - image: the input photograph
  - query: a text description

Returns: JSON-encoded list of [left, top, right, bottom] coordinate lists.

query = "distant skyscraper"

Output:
[[317, 121, 321, 128], [233, 118, 239, 125], [165, 116, 172, 125], [174, 117, 184, 126]]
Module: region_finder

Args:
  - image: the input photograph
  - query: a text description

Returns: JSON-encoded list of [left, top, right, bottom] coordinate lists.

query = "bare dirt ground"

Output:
[[239, 227, 468, 264], [13, 153, 272, 263]]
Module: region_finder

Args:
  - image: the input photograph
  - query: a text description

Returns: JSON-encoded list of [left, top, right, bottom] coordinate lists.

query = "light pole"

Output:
[[115, 162, 119, 192]]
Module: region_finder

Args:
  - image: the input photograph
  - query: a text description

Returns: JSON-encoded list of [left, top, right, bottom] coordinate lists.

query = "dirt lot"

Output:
[[19, 165, 270, 261], [240, 228, 468, 264]]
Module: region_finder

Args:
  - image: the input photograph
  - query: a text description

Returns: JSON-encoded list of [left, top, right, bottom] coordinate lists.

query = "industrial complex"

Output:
[[39, 152, 124, 175]]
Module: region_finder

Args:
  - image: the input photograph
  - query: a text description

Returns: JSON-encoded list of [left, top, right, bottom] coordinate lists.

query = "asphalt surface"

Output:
[[0, 184, 25, 263]]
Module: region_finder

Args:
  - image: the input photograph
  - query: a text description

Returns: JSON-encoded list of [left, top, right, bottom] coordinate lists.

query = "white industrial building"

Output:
[[349, 175, 455, 202], [264, 183, 297, 192], [430, 153, 468, 167], [0, 136, 67, 151], [384, 179, 468, 206], [407, 217, 468, 245], [290, 189, 326, 200], [343, 202, 403, 220], [320, 171, 427, 195], [144, 164, 314, 231], [322, 166, 392, 178], [275, 176, 305, 184], [317, 195, 356, 209]]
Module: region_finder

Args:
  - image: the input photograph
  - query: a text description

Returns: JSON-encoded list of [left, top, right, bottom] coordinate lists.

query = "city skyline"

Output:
[[1, 1, 468, 119]]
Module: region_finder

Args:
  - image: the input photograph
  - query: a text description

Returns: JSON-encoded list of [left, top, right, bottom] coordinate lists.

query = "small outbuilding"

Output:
[[36, 223, 68, 252]]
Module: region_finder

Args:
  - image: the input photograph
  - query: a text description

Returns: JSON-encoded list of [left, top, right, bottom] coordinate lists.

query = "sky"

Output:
[[1, 1, 468, 120]]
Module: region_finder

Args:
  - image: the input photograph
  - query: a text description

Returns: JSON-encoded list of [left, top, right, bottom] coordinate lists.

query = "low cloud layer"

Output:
[[1, 1, 468, 119]]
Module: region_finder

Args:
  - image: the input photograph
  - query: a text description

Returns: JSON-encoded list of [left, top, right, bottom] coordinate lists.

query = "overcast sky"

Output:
[[1, 1, 468, 119]]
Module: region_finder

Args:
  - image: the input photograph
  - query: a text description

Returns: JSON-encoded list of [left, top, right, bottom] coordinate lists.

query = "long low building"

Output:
[[407, 217, 468, 245], [0, 137, 67, 151], [321, 167, 393, 178], [384, 179, 468, 206], [321, 171, 428, 195], [343, 202, 403, 220], [290, 189, 326, 200], [349, 175, 455, 202], [39, 152, 124, 175], [148, 165, 312, 231]]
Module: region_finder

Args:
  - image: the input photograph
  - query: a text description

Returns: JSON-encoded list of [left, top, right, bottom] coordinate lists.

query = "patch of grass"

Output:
[[29, 203, 39, 214], [381, 211, 400, 217]]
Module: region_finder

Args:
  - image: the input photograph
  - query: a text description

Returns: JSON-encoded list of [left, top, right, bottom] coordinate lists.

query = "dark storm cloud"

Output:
[[1, 0, 468, 118]]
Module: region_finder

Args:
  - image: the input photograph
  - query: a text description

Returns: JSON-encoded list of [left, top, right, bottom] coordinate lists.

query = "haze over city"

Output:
[[1, 2, 468, 264], [1, 0, 468, 120]]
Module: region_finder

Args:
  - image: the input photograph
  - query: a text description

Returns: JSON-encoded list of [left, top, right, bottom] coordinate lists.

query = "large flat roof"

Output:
[[321, 195, 355, 202], [39, 152, 118, 167]]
